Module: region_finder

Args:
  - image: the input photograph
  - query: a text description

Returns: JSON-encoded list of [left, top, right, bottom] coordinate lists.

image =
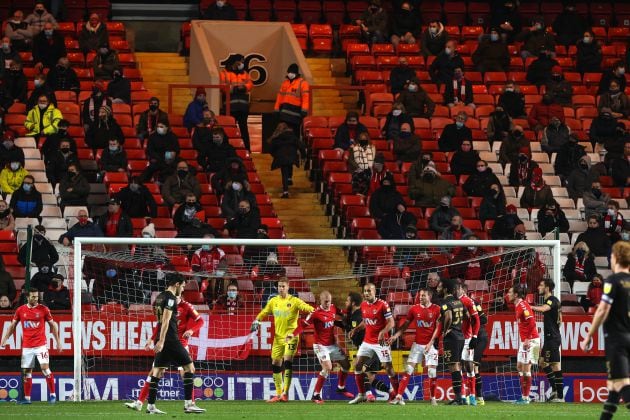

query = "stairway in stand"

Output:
[[307, 57, 359, 117], [134, 52, 190, 117]]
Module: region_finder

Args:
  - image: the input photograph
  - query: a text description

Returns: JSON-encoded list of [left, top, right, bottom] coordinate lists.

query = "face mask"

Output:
[[149, 104, 158, 112], [505, 87, 514, 92], [212, 136, 223, 144], [237, 63, 244, 71], [622, 232, 630, 241], [399, 131, 411, 138], [513, 130, 522, 138], [77, 216, 88, 225], [610, 89, 620, 95], [287, 72, 296, 80], [423, 172, 434, 180], [3, 141, 12, 149], [157, 127, 167, 135], [99, 48, 108, 55], [106, 269, 117, 278], [619, 68, 626, 75], [467, 246, 477, 252], [576, 249, 585, 258], [346, 120, 358, 126], [202, 244, 211, 251], [129, 183, 139, 192], [34, 79, 43, 88], [109, 145, 118, 152], [92, 87, 102, 96], [40, 266, 49, 274], [519, 155, 528, 162], [1, 43, 9, 52], [186, 201, 196, 208], [44, 30, 53, 37], [454, 72, 463, 80], [10, 162, 19, 171], [22, 183, 31, 192], [490, 34, 499, 42], [392, 109, 402, 116], [38, 103, 48, 110], [455, 121, 464, 128], [408, 84, 418, 92], [36, 9, 44, 15], [534, 24, 542, 31], [608, 209, 616, 216], [227, 291, 237, 299], [165, 151, 175, 160], [60, 147, 70, 154], [477, 165, 487, 172], [579, 162, 588, 169], [444, 47, 452, 55], [177, 169, 188, 178], [113, 72, 121, 79], [429, 27, 437, 35], [239, 207, 248, 214], [592, 188, 601, 197], [583, 36, 592, 44], [68, 170, 77, 177], [232, 183, 242, 191], [196, 96, 205, 103], [359, 139, 368, 146]]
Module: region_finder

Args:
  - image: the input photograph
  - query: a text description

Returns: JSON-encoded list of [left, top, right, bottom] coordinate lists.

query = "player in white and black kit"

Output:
[[532, 279, 564, 402], [581, 241, 630, 420]]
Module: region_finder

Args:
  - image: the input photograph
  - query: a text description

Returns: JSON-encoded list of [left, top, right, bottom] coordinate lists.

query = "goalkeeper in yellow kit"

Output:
[[251, 279, 314, 402]]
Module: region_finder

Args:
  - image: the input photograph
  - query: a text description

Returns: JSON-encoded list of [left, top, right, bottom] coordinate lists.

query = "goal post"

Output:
[[69, 238, 561, 403]]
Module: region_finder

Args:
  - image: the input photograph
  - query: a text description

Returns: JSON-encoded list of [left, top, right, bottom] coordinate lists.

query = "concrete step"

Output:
[[139, 68, 188, 76], [139, 62, 188, 70]]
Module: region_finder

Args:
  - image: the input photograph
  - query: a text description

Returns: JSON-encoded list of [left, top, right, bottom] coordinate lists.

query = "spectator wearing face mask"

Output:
[[136, 97, 169, 143], [4, 62, 27, 105], [392, 122, 421, 164], [563, 242, 596, 289], [603, 200, 625, 244], [43, 274, 70, 310], [408, 163, 455, 207], [369, 173, 404, 222], [59, 210, 103, 246], [216, 282, 243, 314], [26, 73, 57, 111], [443, 67, 474, 107], [438, 112, 472, 152], [479, 183, 506, 225], [611, 141, 630, 188], [9, 175, 42, 219], [333, 111, 368, 151], [429, 195, 460, 235], [0, 160, 28, 194], [508, 147, 538, 187], [576, 30, 602, 74], [381, 102, 414, 140], [32, 22, 65, 70], [223, 199, 261, 238], [0, 133, 24, 169], [173, 193, 207, 237], [541, 116, 571, 153], [18, 225, 58, 267], [30, 264, 56, 292], [99, 138, 127, 174], [196, 126, 236, 173], [598, 60, 626, 95], [79, 13, 108, 54], [191, 232, 228, 302], [429, 40, 464, 85], [348, 132, 376, 196], [25, 3, 57, 35], [462, 160, 501, 197], [397, 79, 435, 118], [161, 160, 201, 208], [486, 106, 514, 143], [520, 167, 553, 209], [0, 37, 19, 79], [526, 46, 559, 86], [274, 63, 310, 134], [221, 179, 256, 220], [536, 200, 569, 237], [356, 0, 389, 45], [554, 134, 586, 181], [580, 274, 603, 312], [498, 82, 526, 118], [134, 222, 169, 264], [115, 176, 157, 218], [597, 80, 630, 119], [450, 139, 479, 177], [269, 122, 303, 199], [368, 153, 390, 195], [183, 87, 208, 132], [472, 28, 510, 72], [40, 120, 75, 165], [58, 163, 90, 207], [96, 197, 133, 238], [389, 57, 416, 96], [420, 20, 448, 57], [516, 17, 556, 59], [527, 94, 564, 133], [0, 200, 14, 231], [107, 68, 131, 104], [211, 157, 248, 196], [24, 94, 62, 137], [582, 181, 610, 219], [545, 66, 573, 106], [85, 105, 124, 151], [440, 215, 473, 242], [390, 1, 420, 47], [142, 119, 180, 183], [378, 201, 417, 240], [575, 216, 611, 257], [45, 138, 78, 187], [219, 54, 252, 150], [92, 42, 119, 81], [47, 57, 80, 94], [82, 80, 112, 132], [4, 10, 34, 51], [589, 107, 622, 146], [203, 0, 238, 20], [491, 204, 523, 240], [566, 155, 598, 200]]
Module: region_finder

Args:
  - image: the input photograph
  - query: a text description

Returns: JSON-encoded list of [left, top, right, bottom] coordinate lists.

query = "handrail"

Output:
[[308, 84, 366, 116], [167, 83, 231, 116]]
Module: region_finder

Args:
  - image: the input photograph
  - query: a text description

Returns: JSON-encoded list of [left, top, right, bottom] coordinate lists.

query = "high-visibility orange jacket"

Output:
[[220, 69, 253, 114], [274, 77, 310, 125]]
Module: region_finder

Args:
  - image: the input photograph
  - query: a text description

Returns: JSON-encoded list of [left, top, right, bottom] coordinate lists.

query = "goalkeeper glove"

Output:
[[469, 336, 478, 350], [250, 320, 261, 332]]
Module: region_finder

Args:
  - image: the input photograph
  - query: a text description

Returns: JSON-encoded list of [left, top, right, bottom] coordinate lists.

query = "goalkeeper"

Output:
[[251, 279, 314, 402]]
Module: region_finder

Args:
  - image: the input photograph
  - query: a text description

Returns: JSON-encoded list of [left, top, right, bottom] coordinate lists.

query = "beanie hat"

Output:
[[287, 63, 299, 74], [195, 87, 206, 96]]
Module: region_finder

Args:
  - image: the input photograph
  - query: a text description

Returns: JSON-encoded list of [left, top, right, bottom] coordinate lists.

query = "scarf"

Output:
[[105, 209, 122, 237], [518, 161, 529, 185], [604, 213, 624, 233], [452, 79, 465, 103], [574, 255, 585, 277], [369, 170, 387, 194], [530, 177, 544, 192], [147, 111, 158, 134]]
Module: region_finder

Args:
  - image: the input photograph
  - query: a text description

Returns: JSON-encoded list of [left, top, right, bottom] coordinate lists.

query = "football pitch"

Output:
[[2, 400, 603, 419]]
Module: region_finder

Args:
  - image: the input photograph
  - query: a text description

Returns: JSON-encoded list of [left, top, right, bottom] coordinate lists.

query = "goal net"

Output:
[[66, 238, 560, 403]]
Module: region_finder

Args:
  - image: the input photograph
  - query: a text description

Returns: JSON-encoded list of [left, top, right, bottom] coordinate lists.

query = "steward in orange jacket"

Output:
[[220, 54, 253, 149], [274, 63, 310, 132]]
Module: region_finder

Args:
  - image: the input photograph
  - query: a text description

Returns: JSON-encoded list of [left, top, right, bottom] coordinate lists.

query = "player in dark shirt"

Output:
[[581, 241, 630, 420], [462, 283, 489, 406], [438, 278, 467, 405], [145, 274, 205, 415], [533, 279, 564, 402]]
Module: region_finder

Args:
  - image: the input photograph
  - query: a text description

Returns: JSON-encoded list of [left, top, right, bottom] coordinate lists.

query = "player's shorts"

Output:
[[461, 338, 475, 362], [313, 344, 346, 363], [21, 346, 49, 369], [542, 337, 561, 364], [154, 341, 193, 368], [271, 335, 299, 360], [473, 333, 488, 364], [363, 354, 382, 372], [443, 333, 464, 365], [517, 338, 541, 365], [605, 335, 630, 380], [357, 342, 392, 363], [408, 342, 439, 366], [177, 345, 191, 371]]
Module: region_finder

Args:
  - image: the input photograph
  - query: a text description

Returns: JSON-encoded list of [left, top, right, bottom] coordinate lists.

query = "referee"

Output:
[[581, 241, 630, 420], [532, 279, 564, 402]]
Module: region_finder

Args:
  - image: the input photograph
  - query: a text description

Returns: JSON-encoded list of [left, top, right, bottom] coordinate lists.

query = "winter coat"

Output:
[[369, 185, 404, 220], [99, 147, 128, 172], [115, 185, 158, 218], [598, 69, 626, 95], [107, 76, 131, 104], [429, 52, 465, 84], [462, 168, 501, 197], [47, 66, 80, 93], [517, 29, 556, 55], [563, 254, 596, 286], [528, 102, 565, 129], [438, 123, 472, 152], [221, 189, 257, 220], [92, 51, 120, 81], [26, 83, 57, 111], [420, 24, 448, 56], [526, 56, 559, 86], [598, 92, 630, 118], [443, 78, 474, 106], [32, 31, 66, 69], [508, 159, 539, 187], [537, 207, 570, 237], [333, 122, 368, 151], [582, 189, 610, 219], [3, 70, 27, 104], [542, 123, 571, 153], [611, 156, 630, 187], [567, 156, 599, 199], [499, 133, 530, 165], [391, 9, 420, 38], [9, 186, 42, 218], [554, 142, 586, 178], [589, 114, 620, 144], [553, 11, 587, 46], [389, 66, 417, 95], [382, 112, 414, 140], [81, 94, 112, 126], [0, 144, 25, 169], [575, 228, 611, 257], [0, 270, 16, 302], [18, 233, 59, 267], [271, 130, 302, 169], [24, 104, 62, 136], [520, 184, 553, 208], [146, 131, 180, 163], [491, 213, 523, 239], [0, 167, 28, 194], [378, 210, 417, 240], [46, 150, 79, 185], [440, 225, 473, 240], [96, 211, 134, 238], [183, 99, 207, 130], [44, 285, 71, 310], [196, 139, 237, 173], [472, 40, 510, 72], [86, 118, 124, 150], [398, 89, 435, 118], [58, 172, 90, 206], [545, 79, 573, 106], [161, 173, 201, 207], [358, 8, 389, 37], [498, 91, 526, 118], [203, 3, 238, 20], [58, 221, 104, 244], [429, 206, 461, 234], [393, 133, 421, 163], [486, 111, 514, 142], [576, 40, 602, 73], [408, 174, 456, 207], [450, 150, 479, 176], [136, 109, 169, 139], [224, 207, 261, 239], [479, 191, 507, 224], [211, 157, 249, 195]]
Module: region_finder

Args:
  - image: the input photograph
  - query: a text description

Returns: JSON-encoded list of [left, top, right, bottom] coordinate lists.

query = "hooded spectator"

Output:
[[96, 197, 133, 238], [490, 0, 522, 43], [563, 242, 596, 289], [397, 79, 435, 118], [333, 111, 368, 151], [552, 2, 587, 46], [43, 274, 70, 310], [541, 116, 571, 153], [196, 126, 236, 173], [183, 87, 208, 131], [575, 216, 611, 257], [472, 28, 509, 72], [429, 196, 461, 235], [589, 107, 622, 145], [438, 112, 472, 152], [369, 173, 405, 222], [136, 97, 169, 142], [9, 175, 42, 219], [390, 2, 420, 48], [47, 57, 80, 94], [24, 3, 57, 35], [161, 160, 201, 207], [348, 132, 376, 196], [582, 180, 610, 220], [450, 139, 479, 177], [392, 122, 421, 164], [520, 167, 553, 208], [24, 94, 62, 137], [429, 40, 464, 85], [173, 193, 208, 238], [356, 0, 389, 44], [604, 200, 625, 244], [499, 126, 529, 165], [486, 106, 514, 143], [92, 42, 120, 81], [576, 30, 602, 74], [381, 102, 415, 140], [526, 46, 559, 86], [491, 204, 523, 239], [444, 67, 474, 107], [420, 20, 448, 57], [537, 200, 569, 237], [45, 138, 79, 187], [378, 202, 417, 240], [498, 81, 526, 118], [408, 163, 455, 207], [389, 56, 416, 96], [598, 60, 626, 95], [32, 22, 65, 70], [31, 263, 55, 292], [85, 104, 124, 151], [211, 157, 248, 196], [58, 163, 90, 207], [0, 160, 28, 194], [99, 138, 128, 173], [115, 176, 158, 218], [203, 0, 238, 20], [598, 79, 630, 119], [566, 155, 598, 199], [107, 67, 131, 104], [479, 183, 506, 224], [554, 134, 586, 180], [142, 119, 180, 183], [527, 94, 564, 133], [81, 80, 112, 131], [546, 66, 573, 106], [611, 141, 630, 187], [462, 160, 501, 197], [18, 225, 58, 267], [59, 210, 103, 246], [440, 215, 473, 241]]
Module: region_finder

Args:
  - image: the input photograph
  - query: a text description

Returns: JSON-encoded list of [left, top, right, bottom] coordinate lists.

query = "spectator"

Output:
[[583, 180, 610, 220], [479, 183, 506, 224], [567, 155, 598, 199], [223, 199, 261, 238], [92, 42, 119, 81], [490, 0, 522, 43], [611, 141, 630, 187], [96, 197, 133, 238], [348, 132, 376, 196], [215, 282, 243, 314], [472, 27, 510, 72], [86, 105, 124, 151], [622, 222, 630, 242], [3, 61, 27, 105], [498, 81, 526, 118], [527, 94, 564, 133], [508, 147, 538, 187], [242, 224, 279, 268], [221, 179, 256, 220], [462, 160, 501, 197], [0, 132, 24, 168], [554, 134, 586, 181], [0, 295, 12, 310], [196, 126, 236, 173], [576, 30, 602, 74], [356, 0, 388, 44], [183, 87, 208, 131], [429, 40, 464, 85], [381, 102, 414, 140], [390, 1, 420, 48], [115, 176, 157, 218], [333, 111, 368, 151], [274, 63, 310, 134], [575, 216, 612, 259], [541, 116, 571, 153], [517, 17, 555, 59], [545, 66, 572, 106], [30, 263, 55, 292], [0, 200, 13, 231], [211, 157, 248, 196], [219, 53, 252, 150], [520, 167, 553, 208], [18, 225, 58, 267], [369, 173, 404, 222], [59, 209, 103, 246], [25, 94, 62, 137], [136, 97, 169, 143], [563, 242, 597, 289], [173, 193, 207, 238], [142, 119, 180, 183], [537, 200, 569, 237], [392, 122, 421, 164], [43, 274, 70, 310], [408, 163, 455, 207], [0, 160, 28, 194], [449, 235, 490, 281], [47, 57, 80, 94], [269, 122, 303, 199], [368, 153, 391, 195], [450, 139, 479, 177], [78, 13, 109, 54], [438, 111, 471, 152], [99, 138, 128, 174], [0, 262, 16, 303], [589, 107, 621, 145], [499, 126, 530, 166], [107, 68, 131, 104], [191, 107, 216, 145], [420, 20, 448, 57], [9, 175, 42, 219], [429, 195, 461, 235], [378, 202, 417, 240], [491, 204, 523, 239], [486, 105, 514, 143], [526, 46, 559, 86], [24, 2, 57, 35], [45, 138, 79, 186], [81, 81, 112, 132], [598, 79, 630, 119], [443, 67, 474, 107], [32, 22, 65, 70], [604, 200, 625, 244], [191, 232, 228, 303], [580, 274, 603, 312], [389, 56, 416, 96], [161, 160, 201, 208], [4, 10, 33, 51], [0, 37, 19, 79], [552, 2, 587, 46], [397, 79, 435, 118], [203, 0, 238, 20], [598, 60, 626, 95], [26, 73, 57, 111], [58, 163, 90, 207], [440, 215, 472, 241]]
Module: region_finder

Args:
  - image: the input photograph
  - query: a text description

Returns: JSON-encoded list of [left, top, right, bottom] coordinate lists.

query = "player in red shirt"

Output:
[[1, 288, 61, 404], [191, 232, 228, 304], [507, 284, 541, 404], [125, 297, 205, 411], [388, 288, 441, 405], [457, 282, 480, 406], [348, 283, 397, 404], [293, 290, 354, 404]]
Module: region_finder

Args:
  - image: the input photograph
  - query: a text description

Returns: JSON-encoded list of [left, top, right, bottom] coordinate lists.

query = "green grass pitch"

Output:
[[1, 400, 603, 419]]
